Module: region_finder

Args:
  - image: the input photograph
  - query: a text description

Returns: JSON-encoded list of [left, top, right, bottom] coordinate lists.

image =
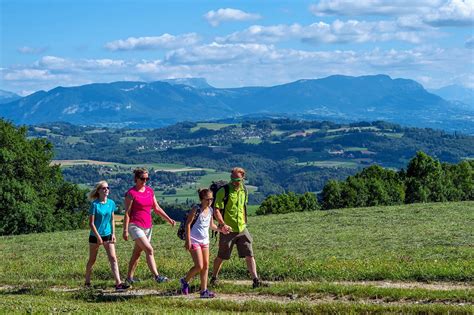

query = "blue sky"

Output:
[[1, 0, 473, 95]]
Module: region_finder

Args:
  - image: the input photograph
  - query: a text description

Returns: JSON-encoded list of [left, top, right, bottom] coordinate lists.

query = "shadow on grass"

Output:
[[72, 286, 190, 303], [0, 287, 46, 295]]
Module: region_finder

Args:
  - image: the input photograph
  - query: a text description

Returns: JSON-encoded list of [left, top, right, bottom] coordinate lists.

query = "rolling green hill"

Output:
[[1, 201, 473, 313], [28, 119, 474, 205]]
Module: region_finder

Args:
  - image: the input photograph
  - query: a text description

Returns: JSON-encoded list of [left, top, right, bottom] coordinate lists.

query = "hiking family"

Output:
[[85, 167, 262, 298]]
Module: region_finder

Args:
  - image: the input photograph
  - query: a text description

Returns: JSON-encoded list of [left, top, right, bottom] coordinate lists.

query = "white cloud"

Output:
[[17, 46, 48, 54], [217, 20, 438, 45], [466, 36, 474, 48], [2, 46, 472, 93], [4, 69, 62, 81], [204, 8, 261, 27], [36, 56, 126, 72], [104, 33, 200, 51], [310, 0, 442, 16], [424, 0, 474, 26], [165, 42, 279, 65], [310, 0, 474, 28]]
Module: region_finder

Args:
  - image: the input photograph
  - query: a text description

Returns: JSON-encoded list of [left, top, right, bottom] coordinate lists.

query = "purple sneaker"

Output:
[[180, 278, 189, 295], [200, 289, 216, 298]]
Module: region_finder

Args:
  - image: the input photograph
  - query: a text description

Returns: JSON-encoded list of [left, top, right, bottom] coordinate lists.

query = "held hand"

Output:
[[224, 224, 233, 233], [184, 240, 191, 251], [218, 226, 229, 235], [111, 234, 116, 243], [97, 237, 104, 245], [169, 219, 176, 227], [123, 230, 129, 241]]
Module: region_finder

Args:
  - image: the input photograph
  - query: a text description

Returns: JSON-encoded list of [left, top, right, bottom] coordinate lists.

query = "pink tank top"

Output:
[[126, 186, 155, 229]]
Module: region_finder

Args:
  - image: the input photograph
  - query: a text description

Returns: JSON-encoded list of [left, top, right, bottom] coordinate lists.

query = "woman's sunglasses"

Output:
[[139, 177, 150, 182]]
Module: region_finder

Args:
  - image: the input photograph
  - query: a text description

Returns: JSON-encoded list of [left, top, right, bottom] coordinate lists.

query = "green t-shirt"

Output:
[[214, 184, 248, 233]]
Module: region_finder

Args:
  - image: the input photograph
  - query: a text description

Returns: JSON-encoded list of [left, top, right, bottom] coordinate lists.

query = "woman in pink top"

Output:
[[122, 168, 176, 284]]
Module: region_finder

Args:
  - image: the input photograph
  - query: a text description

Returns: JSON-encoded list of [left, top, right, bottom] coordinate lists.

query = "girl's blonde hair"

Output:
[[88, 180, 108, 201]]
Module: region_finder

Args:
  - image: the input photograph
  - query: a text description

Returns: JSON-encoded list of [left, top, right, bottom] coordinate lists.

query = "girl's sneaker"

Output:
[[180, 278, 189, 295], [115, 283, 130, 291], [125, 277, 141, 284], [200, 289, 216, 298], [155, 275, 169, 283]]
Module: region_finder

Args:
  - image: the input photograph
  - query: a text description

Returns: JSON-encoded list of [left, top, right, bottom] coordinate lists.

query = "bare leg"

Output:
[[85, 243, 100, 284], [212, 256, 224, 279], [127, 243, 142, 279], [185, 247, 204, 284], [245, 256, 258, 279], [200, 247, 210, 291], [103, 242, 121, 285], [134, 236, 159, 277]]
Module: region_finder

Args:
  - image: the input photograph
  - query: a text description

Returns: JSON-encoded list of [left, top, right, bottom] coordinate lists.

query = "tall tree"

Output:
[[0, 119, 88, 235]]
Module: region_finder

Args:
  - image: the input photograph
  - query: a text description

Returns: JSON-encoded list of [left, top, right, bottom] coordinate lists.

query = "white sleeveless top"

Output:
[[190, 206, 213, 245]]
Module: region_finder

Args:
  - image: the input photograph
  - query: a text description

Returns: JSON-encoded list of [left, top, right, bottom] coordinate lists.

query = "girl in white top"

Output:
[[180, 188, 228, 298]]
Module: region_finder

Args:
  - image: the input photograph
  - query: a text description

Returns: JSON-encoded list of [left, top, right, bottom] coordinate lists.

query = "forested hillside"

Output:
[[28, 119, 474, 205]]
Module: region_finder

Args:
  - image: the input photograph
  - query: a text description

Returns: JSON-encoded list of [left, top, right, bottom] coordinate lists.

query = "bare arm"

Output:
[[122, 194, 133, 241], [89, 215, 103, 244], [214, 207, 225, 226], [153, 196, 176, 226], [184, 207, 196, 250], [111, 211, 116, 243], [213, 208, 232, 233]]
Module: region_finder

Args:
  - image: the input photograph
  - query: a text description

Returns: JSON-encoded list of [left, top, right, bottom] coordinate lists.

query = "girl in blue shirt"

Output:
[[85, 181, 129, 291]]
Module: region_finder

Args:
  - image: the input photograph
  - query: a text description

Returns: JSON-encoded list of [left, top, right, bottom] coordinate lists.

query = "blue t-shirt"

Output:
[[89, 199, 116, 237]]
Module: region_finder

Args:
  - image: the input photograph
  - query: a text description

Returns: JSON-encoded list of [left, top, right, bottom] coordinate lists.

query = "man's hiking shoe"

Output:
[[155, 274, 169, 283], [180, 278, 189, 295], [252, 278, 261, 288], [115, 282, 130, 291], [210, 276, 219, 286], [200, 289, 216, 298], [125, 277, 140, 284]]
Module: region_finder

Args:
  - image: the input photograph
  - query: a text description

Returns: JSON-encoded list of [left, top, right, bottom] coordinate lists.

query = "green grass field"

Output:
[[1, 202, 473, 313], [190, 123, 238, 132], [156, 170, 230, 203], [297, 160, 359, 168]]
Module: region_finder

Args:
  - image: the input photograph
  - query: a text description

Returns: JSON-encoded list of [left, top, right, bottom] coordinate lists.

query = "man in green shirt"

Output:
[[211, 167, 261, 288]]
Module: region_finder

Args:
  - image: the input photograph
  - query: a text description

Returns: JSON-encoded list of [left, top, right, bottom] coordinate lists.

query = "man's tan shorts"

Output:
[[218, 228, 254, 260]]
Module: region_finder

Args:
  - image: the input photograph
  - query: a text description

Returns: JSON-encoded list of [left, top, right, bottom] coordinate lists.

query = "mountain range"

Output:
[[0, 89, 21, 104], [1, 75, 473, 133]]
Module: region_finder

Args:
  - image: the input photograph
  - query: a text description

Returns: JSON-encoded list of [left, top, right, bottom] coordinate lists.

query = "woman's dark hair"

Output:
[[198, 188, 212, 200], [133, 167, 148, 180]]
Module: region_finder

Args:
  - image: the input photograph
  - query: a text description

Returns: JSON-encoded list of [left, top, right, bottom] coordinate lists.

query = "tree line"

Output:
[[257, 151, 473, 214]]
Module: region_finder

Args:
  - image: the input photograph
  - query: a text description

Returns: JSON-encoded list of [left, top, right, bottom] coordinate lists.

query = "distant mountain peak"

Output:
[[160, 78, 213, 89], [0, 89, 21, 104]]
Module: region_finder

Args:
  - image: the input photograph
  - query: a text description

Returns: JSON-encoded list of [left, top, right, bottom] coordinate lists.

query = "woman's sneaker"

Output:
[[115, 282, 130, 291], [125, 277, 140, 284], [200, 289, 216, 298], [180, 278, 189, 295], [155, 275, 169, 283]]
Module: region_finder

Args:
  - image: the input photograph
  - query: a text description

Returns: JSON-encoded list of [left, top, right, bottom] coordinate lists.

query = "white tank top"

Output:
[[190, 207, 213, 245]]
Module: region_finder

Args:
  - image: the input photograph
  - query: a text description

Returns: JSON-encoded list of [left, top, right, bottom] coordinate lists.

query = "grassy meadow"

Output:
[[1, 201, 473, 313]]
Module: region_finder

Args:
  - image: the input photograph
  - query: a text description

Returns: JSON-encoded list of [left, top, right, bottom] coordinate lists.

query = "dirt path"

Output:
[[1, 280, 472, 307], [222, 279, 474, 291]]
